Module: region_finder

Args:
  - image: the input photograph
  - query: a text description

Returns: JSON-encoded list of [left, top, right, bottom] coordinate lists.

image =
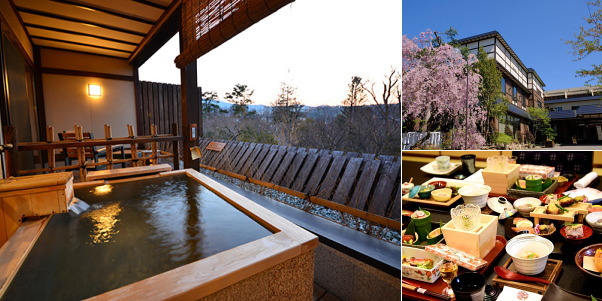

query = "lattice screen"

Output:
[[175, 0, 294, 68]]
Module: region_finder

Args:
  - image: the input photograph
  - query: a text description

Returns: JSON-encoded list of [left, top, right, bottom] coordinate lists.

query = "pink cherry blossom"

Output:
[[403, 30, 486, 149]]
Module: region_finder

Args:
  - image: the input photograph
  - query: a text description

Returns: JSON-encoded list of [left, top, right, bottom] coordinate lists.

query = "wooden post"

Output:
[[105, 124, 113, 170], [74, 125, 86, 181], [46, 126, 55, 173], [127, 124, 139, 167], [150, 124, 157, 165], [1, 127, 16, 178], [172, 123, 180, 170], [179, 34, 200, 171]]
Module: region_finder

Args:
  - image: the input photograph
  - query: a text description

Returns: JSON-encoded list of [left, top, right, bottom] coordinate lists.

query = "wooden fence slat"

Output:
[[261, 146, 287, 182], [348, 160, 381, 211], [231, 142, 252, 173], [331, 150, 344, 157], [211, 140, 234, 168], [273, 150, 297, 186], [316, 155, 347, 200], [378, 155, 395, 162], [201, 140, 221, 166], [253, 145, 279, 179], [388, 185, 401, 220], [362, 153, 376, 161], [212, 141, 234, 169], [303, 154, 332, 195], [234, 143, 257, 174], [332, 157, 364, 205], [222, 141, 244, 171], [249, 144, 275, 177], [368, 160, 401, 216], [239, 143, 263, 177], [291, 153, 319, 192], [346, 152, 360, 159], [280, 151, 307, 188]]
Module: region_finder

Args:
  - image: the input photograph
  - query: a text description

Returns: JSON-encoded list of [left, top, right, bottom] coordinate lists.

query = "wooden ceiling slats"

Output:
[[28, 27, 137, 52], [24, 23, 139, 46], [33, 39, 131, 58], [13, 0, 174, 60], [21, 13, 144, 43], [52, 0, 157, 25]]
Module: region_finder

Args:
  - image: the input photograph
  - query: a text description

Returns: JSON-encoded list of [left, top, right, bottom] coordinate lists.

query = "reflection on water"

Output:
[[2, 174, 272, 301], [93, 184, 113, 196], [82, 203, 121, 244]]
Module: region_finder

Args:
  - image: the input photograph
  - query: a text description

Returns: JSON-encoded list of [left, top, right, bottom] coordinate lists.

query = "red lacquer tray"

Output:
[[402, 236, 507, 301]]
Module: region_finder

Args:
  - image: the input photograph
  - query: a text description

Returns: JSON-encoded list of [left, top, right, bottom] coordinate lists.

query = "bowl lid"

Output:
[[409, 186, 420, 198], [488, 197, 514, 213]]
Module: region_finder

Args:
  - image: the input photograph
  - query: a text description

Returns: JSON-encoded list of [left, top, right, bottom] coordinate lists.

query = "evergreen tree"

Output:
[[224, 84, 254, 116], [201, 91, 224, 114], [473, 47, 507, 144]]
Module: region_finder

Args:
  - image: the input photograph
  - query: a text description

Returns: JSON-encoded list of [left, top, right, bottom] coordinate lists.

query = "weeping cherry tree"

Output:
[[402, 30, 486, 149]]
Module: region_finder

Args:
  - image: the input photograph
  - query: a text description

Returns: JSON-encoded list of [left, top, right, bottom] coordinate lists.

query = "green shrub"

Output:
[[495, 133, 513, 145]]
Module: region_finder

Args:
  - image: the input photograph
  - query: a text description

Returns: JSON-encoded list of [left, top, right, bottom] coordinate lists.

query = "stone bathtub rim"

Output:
[[0, 169, 319, 300]]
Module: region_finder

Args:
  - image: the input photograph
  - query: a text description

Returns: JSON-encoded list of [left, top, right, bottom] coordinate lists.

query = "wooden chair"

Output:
[[58, 131, 99, 167]]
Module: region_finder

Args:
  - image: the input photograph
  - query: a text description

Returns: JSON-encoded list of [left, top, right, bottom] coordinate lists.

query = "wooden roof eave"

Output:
[[128, 0, 181, 67]]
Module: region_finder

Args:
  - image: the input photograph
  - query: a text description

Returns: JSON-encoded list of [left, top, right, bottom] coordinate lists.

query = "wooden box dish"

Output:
[[482, 164, 520, 195], [492, 257, 563, 295], [441, 214, 498, 258]]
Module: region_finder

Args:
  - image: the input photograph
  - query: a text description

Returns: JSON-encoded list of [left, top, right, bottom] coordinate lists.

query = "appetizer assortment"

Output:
[[402, 256, 434, 269], [402, 158, 602, 300]]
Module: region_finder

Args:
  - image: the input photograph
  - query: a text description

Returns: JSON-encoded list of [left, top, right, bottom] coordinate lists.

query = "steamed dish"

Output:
[[521, 251, 540, 259]]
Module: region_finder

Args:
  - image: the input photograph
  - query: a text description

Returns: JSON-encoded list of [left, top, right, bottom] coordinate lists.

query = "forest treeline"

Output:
[[202, 69, 401, 156]]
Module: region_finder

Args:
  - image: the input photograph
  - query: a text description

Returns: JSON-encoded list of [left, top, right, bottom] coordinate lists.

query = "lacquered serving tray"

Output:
[[402, 236, 507, 301], [402, 178, 474, 207], [492, 257, 562, 295]]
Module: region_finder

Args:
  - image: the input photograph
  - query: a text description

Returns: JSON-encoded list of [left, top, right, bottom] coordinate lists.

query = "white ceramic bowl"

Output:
[[585, 211, 602, 234], [431, 188, 452, 202], [514, 197, 541, 217], [458, 185, 492, 208], [505, 234, 554, 275]]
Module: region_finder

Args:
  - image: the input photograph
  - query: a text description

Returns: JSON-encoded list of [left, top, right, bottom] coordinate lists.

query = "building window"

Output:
[[522, 95, 526, 107], [501, 78, 506, 93], [513, 87, 517, 100], [553, 107, 562, 111], [572, 106, 580, 111]]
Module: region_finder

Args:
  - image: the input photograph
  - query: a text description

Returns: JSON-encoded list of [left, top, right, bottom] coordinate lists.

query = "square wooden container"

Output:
[[441, 214, 497, 258], [482, 164, 520, 194], [492, 257, 563, 294]]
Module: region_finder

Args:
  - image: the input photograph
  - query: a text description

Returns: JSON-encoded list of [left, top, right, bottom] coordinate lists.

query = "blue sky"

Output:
[[403, 0, 602, 91]]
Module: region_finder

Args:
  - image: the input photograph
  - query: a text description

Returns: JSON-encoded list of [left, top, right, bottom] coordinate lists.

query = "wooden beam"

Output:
[[179, 34, 200, 170]]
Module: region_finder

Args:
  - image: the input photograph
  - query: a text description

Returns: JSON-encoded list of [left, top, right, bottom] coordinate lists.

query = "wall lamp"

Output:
[[88, 84, 101, 96]]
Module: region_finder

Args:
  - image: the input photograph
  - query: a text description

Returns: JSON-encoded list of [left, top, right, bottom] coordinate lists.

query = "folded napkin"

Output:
[[497, 286, 542, 301], [574, 171, 598, 189]]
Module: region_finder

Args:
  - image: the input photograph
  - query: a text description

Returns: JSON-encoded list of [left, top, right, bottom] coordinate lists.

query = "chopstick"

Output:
[[409, 177, 413, 184], [402, 280, 451, 300]]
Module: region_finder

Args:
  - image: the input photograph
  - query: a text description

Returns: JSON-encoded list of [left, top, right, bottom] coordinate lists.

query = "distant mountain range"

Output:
[[213, 100, 344, 117]]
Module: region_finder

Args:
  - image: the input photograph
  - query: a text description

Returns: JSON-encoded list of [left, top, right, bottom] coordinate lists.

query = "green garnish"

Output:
[[555, 203, 569, 213]]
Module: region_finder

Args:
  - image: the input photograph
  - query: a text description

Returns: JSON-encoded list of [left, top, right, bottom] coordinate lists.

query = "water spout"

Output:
[[69, 197, 90, 215]]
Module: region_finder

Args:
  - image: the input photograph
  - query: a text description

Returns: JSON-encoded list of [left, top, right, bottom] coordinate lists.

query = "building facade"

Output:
[[545, 87, 602, 144], [456, 31, 546, 142]]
